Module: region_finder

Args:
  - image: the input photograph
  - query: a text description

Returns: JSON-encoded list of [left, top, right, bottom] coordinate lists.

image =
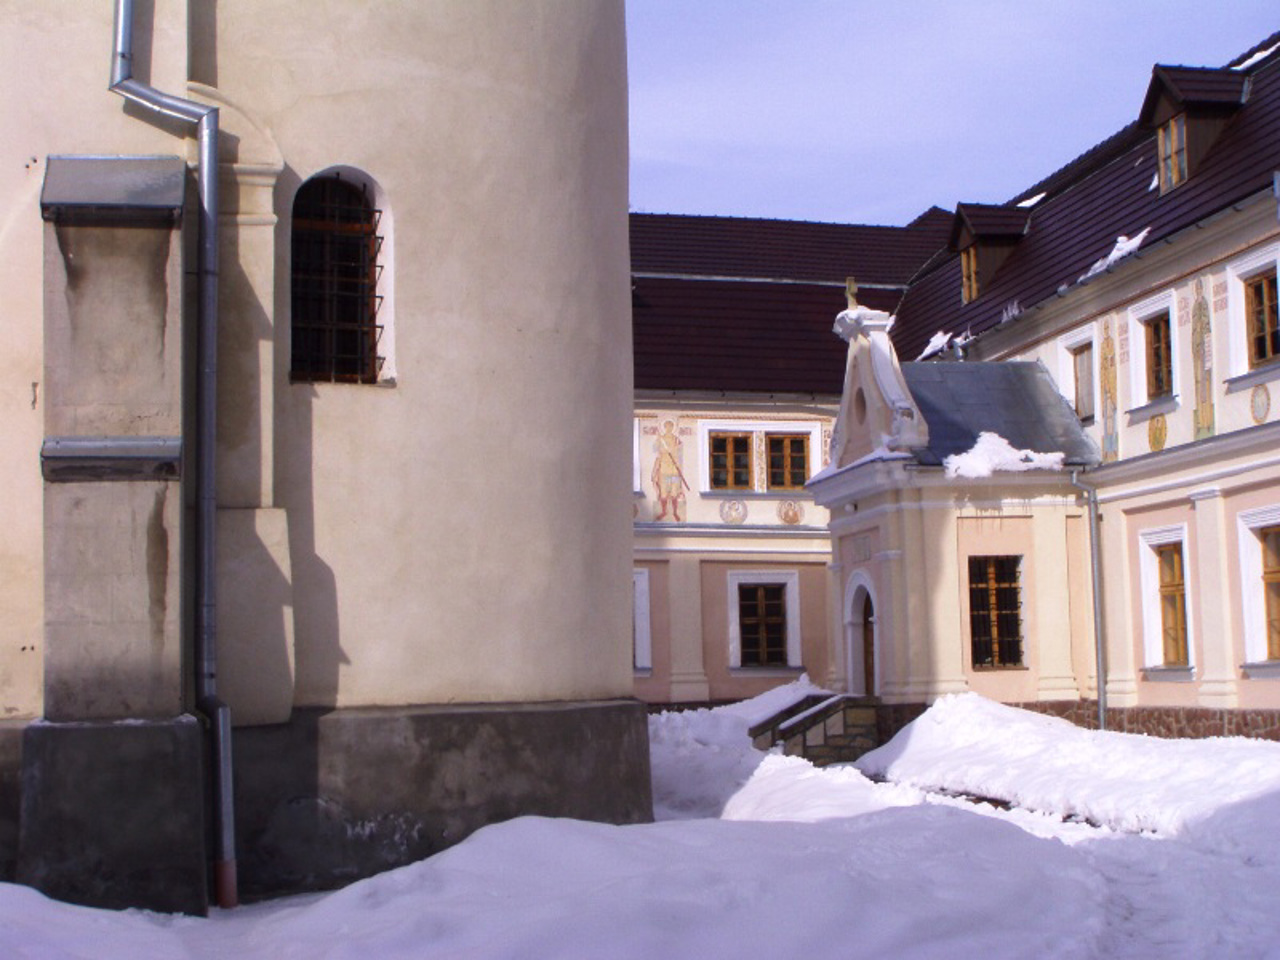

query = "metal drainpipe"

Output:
[[1070, 470, 1108, 732], [110, 0, 238, 908]]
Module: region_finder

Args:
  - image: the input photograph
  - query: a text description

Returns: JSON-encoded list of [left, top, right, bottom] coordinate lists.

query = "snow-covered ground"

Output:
[[5, 683, 1280, 959]]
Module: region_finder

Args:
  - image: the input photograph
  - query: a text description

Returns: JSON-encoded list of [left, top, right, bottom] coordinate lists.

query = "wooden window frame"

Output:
[[1155, 542, 1189, 666], [1071, 342, 1095, 424], [291, 174, 384, 384], [961, 245, 980, 304], [737, 582, 788, 668], [1246, 270, 1280, 369], [1263, 526, 1280, 661], [709, 432, 753, 490], [1144, 311, 1173, 400], [766, 433, 809, 490], [1158, 113, 1187, 193], [968, 555, 1023, 669]]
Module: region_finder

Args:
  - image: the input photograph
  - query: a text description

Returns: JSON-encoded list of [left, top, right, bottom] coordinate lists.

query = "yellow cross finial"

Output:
[[845, 277, 859, 309]]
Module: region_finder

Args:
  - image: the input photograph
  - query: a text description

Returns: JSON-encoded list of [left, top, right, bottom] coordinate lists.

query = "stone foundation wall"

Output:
[[875, 699, 1280, 744], [0, 723, 23, 883], [233, 698, 653, 901]]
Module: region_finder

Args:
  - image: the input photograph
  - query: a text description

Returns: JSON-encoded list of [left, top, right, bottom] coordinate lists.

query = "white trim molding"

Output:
[[727, 569, 802, 668], [1137, 523, 1195, 671], [697, 419, 824, 493], [1237, 504, 1280, 667], [632, 568, 652, 671], [1126, 288, 1179, 413], [1225, 241, 1280, 379]]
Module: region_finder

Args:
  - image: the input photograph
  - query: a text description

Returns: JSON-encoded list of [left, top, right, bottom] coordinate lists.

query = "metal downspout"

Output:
[[1071, 470, 1107, 731], [110, 0, 237, 908]]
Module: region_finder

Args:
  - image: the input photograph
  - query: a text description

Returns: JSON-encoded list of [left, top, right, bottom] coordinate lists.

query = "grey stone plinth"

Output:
[[16, 717, 208, 915]]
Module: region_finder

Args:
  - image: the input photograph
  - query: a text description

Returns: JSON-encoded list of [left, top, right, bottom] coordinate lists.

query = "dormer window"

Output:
[[1140, 65, 1247, 194], [949, 203, 1030, 307], [1158, 113, 1187, 192], [961, 246, 980, 303]]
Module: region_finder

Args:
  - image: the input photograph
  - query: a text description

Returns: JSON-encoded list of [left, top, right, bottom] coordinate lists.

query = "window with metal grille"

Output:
[[1144, 311, 1173, 400], [1263, 526, 1280, 661], [1156, 542, 1188, 666], [291, 174, 383, 383], [766, 434, 808, 490], [1072, 342, 1095, 423], [737, 582, 787, 667], [1158, 113, 1187, 192], [1247, 270, 1280, 368], [710, 432, 753, 489], [969, 555, 1023, 668]]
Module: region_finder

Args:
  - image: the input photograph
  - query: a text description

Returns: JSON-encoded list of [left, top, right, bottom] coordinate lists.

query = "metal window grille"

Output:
[[291, 175, 384, 383], [738, 583, 787, 667], [969, 556, 1023, 668], [766, 434, 808, 490]]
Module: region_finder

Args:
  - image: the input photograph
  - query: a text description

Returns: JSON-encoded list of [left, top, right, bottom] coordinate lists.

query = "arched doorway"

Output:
[[861, 593, 876, 698], [844, 572, 877, 697]]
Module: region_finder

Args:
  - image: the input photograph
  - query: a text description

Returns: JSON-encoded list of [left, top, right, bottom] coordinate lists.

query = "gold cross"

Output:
[[845, 277, 859, 309]]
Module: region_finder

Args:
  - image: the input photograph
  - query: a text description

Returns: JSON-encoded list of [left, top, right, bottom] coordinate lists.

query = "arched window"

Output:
[[290, 174, 383, 383]]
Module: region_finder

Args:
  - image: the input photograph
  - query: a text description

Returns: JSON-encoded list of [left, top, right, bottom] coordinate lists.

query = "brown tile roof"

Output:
[[631, 210, 951, 394], [893, 46, 1280, 363], [1139, 65, 1249, 124], [633, 276, 900, 395], [630, 210, 950, 287], [951, 203, 1032, 247]]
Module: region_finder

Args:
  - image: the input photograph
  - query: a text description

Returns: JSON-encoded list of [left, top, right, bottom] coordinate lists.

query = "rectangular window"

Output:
[[1071, 342, 1095, 423], [1145, 311, 1173, 399], [1247, 270, 1280, 368], [961, 246, 979, 303], [1156, 543, 1188, 666], [738, 583, 788, 667], [1263, 527, 1280, 661], [968, 556, 1023, 668], [766, 434, 808, 490], [709, 433, 753, 489], [1158, 113, 1187, 193]]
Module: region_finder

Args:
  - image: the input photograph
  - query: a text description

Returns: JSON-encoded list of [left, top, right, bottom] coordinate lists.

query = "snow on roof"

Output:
[[943, 431, 1065, 479], [1079, 226, 1151, 283]]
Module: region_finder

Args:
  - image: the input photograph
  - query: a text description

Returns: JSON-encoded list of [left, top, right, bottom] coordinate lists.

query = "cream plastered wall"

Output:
[[974, 190, 1280, 713], [1096, 443, 1280, 710], [196, 1, 633, 707], [633, 399, 838, 702], [0, 1, 191, 720]]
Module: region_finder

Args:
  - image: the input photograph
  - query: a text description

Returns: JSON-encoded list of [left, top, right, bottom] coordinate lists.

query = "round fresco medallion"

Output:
[[778, 500, 804, 525], [1252, 384, 1271, 425], [719, 499, 748, 525], [1148, 413, 1167, 453]]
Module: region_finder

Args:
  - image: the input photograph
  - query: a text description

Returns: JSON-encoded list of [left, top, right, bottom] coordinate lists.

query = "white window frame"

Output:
[[1237, 505, 1280, 666], [1225, 242, 1280, 381], [1126, 290, 1179, 413], [1057, 325, 1096, 421], [697, 420, 823, 493], [1137, 524, 1194, 672], [632, 419, 642, 494], [727, 569, 801, 668], [632, 568, 652, 671]]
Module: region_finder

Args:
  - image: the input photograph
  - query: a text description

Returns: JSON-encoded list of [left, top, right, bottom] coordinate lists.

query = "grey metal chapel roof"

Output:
[[900, 361, 1101, 468]]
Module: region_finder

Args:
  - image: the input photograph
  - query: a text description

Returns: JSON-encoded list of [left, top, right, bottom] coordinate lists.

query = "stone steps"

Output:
[[752, 696, 883, 767]]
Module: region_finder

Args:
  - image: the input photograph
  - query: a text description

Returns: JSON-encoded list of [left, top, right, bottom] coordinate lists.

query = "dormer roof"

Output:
[[1139, 65, 1249, 127], [949, 203, 1032, 251]]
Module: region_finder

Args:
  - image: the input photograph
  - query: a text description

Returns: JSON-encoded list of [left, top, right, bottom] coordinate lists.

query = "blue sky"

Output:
[[627, 2, 1279, 225]]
